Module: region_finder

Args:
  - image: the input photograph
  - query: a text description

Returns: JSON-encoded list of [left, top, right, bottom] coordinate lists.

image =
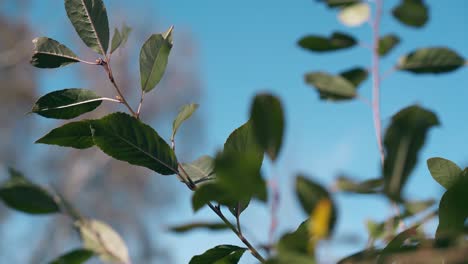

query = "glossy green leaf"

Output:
[[339, 67, 368, 87], [305, 72, 356, 100], [110, 24, 132, 54], [172, 103, 199, 141], [436, 182, 468, 244], [383, 105, 439, 201], [378, 34, 400, 56], [250, 93, 285, 162], [0, 168, 60, 214], [338, 3, 370, 27], [298, 32, 356, 52], [36, 121, 93, 149], [140, 26, 173, 93], [168, 222, 228, 233], [392, 0, 428, 28], [398, 47, 465, 74], [334, 176, 383, 194], [189, 245, 246, 264], [49, 249, 94, 264], [77, 219, 130, 264], [31, 89, 102, 119], [180, 155, 215, 184], [90, 112, 178, 175], [427, 157, 463, 190], [65, 0, 109, 55], [31, 37, 80, 68]]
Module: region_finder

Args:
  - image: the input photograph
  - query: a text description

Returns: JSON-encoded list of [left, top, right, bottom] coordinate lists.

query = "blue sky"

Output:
[[8, 0, 468, 263]]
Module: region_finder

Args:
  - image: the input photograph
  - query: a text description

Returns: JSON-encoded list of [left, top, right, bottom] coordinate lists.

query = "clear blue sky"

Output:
[[14, 0, 468, 263]]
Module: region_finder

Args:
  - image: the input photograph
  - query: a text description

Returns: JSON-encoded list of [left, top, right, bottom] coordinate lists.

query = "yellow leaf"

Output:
[[308, 198, 332, 253]]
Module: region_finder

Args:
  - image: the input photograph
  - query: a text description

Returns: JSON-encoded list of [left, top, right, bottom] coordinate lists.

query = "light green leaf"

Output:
[[305, 72, 356, 100], [403, 199, 435, 215], [76, 219, 130, 264], [250, 93, 285, 162], [189, 245, 246, 264], [31, 89, 102, 119], [168, 222, 228, 233], [49, 249, 94, 264], [31, 37, 80, 68], [65, 0, 109, 55], [298, 32, 356, 53], [427, 157, 463, 190], [338, 3, 370, 27], [110, 24, 132, 54], [180, 155, 215, 184], [36, 121, 93, 149], [90, 112, 178, 175], [398, 47, 465, 74], [172, 103, 199, 141], [140, 26, 173, 93], [378, 34, 400, 56], [392, 0, 428, 28], [334, 176, 382, 194], [339, 67, 368, 87]]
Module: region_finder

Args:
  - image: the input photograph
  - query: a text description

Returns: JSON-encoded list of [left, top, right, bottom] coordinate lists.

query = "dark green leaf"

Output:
[[305, 72, 356, 100], [77, 219, 130, 264], [180, 155, 215, 184], [0, 168, 60, 214], [49, 249, 94, 264], [31, 89, 102, 119], [65, 0, 109, 55], [266, 253, 316, 264], [398, 47, 465, 74], [31, 37, 80, 68], [316, 0, 361, 8], [337, 249, 380, 264], [36, 121, 93, 149], [382, 227, 419, 254], [392, 0, 428, 28], [378, 34, 400, 56], [339, 67, 368, 88], [427, 157, 463, 190], [250, 93, 285, 162], [90, 112, 178, 175], [383, 105, 439, 201], [140, 26, 173, 93], [436, 181, 468, 244], [334, 176, 383, 194], [172, 103, 199, 141], [192, 183, 229, 212], [168, 222, 228, 233], [189, 245, 246, 264], [298, 32, 356, 52], [224, 120, 263, 163]]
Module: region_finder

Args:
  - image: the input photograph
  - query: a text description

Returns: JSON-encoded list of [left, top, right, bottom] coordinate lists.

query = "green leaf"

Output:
[[0, 168, 60, 214], [90, 112, 178, 175], [383, 105, 439, 201], [110, 24, 132, 54], [339, 67, 368, 87], [298, 32, 356, 52], [168, 222, 228, 233], [382, 227, 419, 254], [31, 37, 80, 68], [49, 249, 94, 264], [398, 47, 465, 74], [366, 220, 385, 241], [250, 93, 285, 162], [334, 176, 383, 194], [36, 121, 93, 149], [31, 89, 102, 119], [140, 26, 173, 93], [317, 0, 361, 8], [65, 0, 109, 55], [277, 220, 310, 257], [305, 72, 356, 100], [191, 183, 230, 212], [436, 181, 468, 244], [224, 120, 263, 163], [189, 245, 246, 264], [338, 3, 370, 27], [172, 103, 199, 141], [378, 34, 400, 56], [76, 219, 130, 264], [180, 155, 215, 184], [392, 0, 428, 28], [427, 157, 463, 190], [403, 199, 435, 215]]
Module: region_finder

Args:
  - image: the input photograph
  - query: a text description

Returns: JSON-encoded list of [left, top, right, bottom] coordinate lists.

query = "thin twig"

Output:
[[268, 179, 280, 246], [136, 90, 145, 119]]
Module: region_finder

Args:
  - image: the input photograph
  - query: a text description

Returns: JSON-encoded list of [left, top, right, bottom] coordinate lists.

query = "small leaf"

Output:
[[436, 182, 468, 244], [140, 26, 173, 93], [36, 121, 93, 149], [189, 245, 246, 264], [338, 3, 370, 27], [31, 89, 102, 119], [403, 199, 435, 215], [334, 176, 383, 194], [91, 112, 178, 175], [317, 0, 361, 8], [339, 67, 368, 87], [0, 168, 60, 214], [65, 0, 109, 55], [76, 219, 130, 264], [250, 93, 285, 162], [49, 249, 94, 264], [110, 28, 122, 54], [383, 105, 439, 201], [366, 220, 385, 240], [309, 198, 333, 244], [180, 155, 215, 184], [398, 47, 465, 74], [305, 72, 356, 100], [298, 32, 356, 52], [378, 34, 400, 56], [31, 37, 80, 68], [172, 103, 199, 141], [392, 0, 428, 28], [427, 157, 463, 190], [168, 222, 228, 233]]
